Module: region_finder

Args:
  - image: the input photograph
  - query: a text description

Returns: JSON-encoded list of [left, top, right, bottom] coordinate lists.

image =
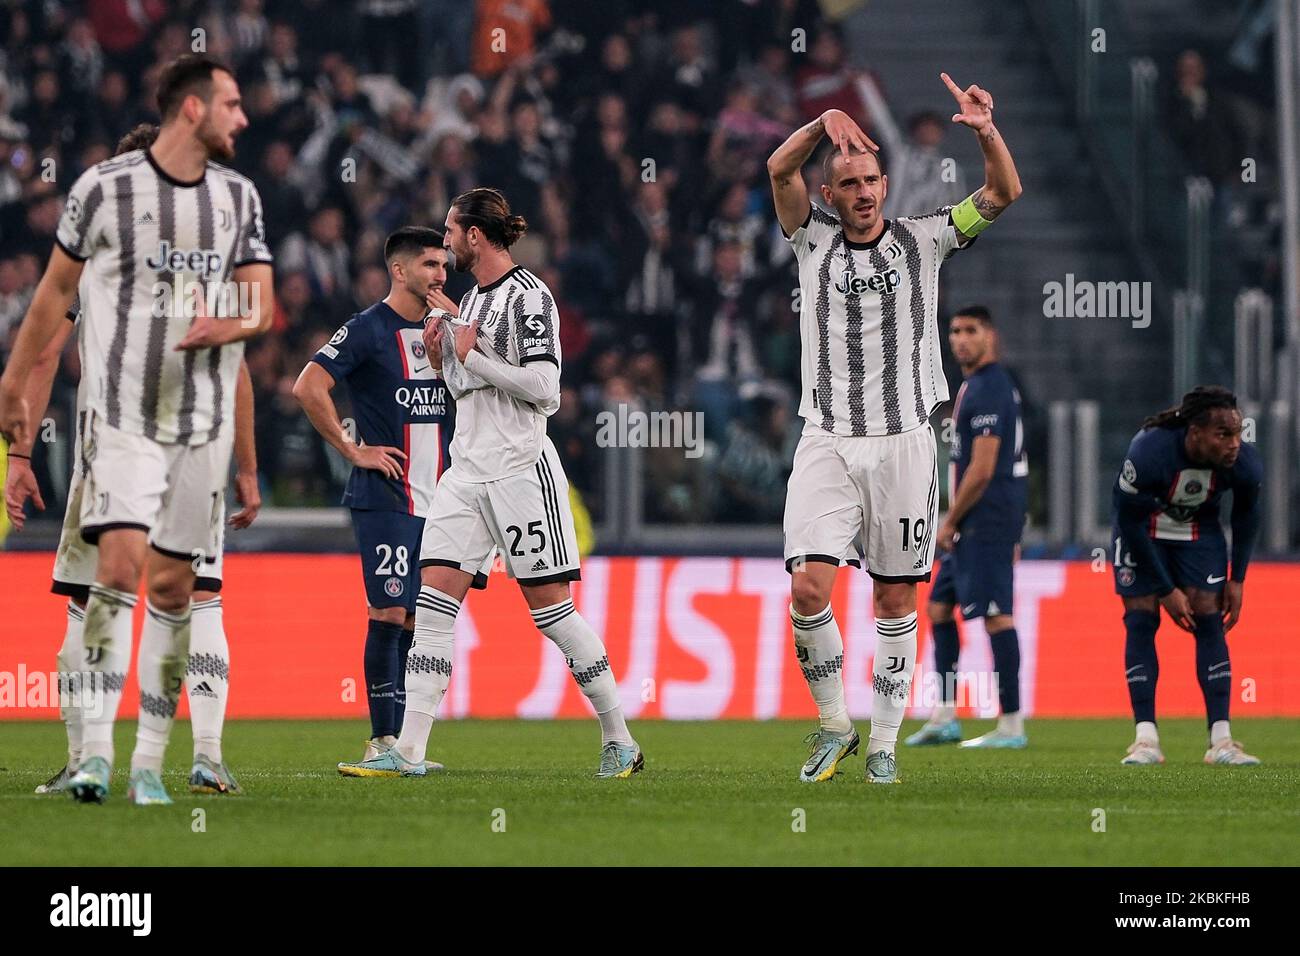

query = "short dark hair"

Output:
[[952, 305, 993, 325], [384, 226, 444, 263], [156, 53, 234, 121], [114, 124, 158, 155], [820, 144, 883, 188], [450, 187, 527, 248]]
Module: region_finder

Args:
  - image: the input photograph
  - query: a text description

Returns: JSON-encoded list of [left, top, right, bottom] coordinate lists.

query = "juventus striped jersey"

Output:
[[439, 265, 561, 482], [54, 149, 273, 446], [785, 203, 970, 437]]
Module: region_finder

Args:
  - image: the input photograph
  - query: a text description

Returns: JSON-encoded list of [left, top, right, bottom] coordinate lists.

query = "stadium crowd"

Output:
[[3, 0, 965, 527]]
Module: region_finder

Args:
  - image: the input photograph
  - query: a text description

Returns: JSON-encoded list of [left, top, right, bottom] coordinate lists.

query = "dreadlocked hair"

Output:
[[1141, 385, 1238, 430]]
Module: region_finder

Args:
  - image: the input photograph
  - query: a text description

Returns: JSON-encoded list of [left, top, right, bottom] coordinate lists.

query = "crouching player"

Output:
[[1112, 386, 1262, 766]]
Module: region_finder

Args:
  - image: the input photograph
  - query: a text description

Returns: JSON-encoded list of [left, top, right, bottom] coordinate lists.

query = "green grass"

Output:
[[2, 719, 1297, 866]]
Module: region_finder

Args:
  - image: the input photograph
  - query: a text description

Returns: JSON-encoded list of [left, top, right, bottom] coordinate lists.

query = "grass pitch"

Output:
[[1, 718, 1296, 866]]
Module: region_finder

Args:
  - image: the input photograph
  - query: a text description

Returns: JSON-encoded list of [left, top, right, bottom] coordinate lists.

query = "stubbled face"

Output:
[[1187, 407, 1243, 468], [948, 315, 994, 369], [396, 247, 447, 300], [194, 70, 247, 161], [821, 151, 886, 235], [443, 210, 476, 274]]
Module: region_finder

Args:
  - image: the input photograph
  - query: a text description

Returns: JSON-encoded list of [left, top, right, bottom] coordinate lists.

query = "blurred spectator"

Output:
[[1167, 49, 1246, 184], [279, 206, 352, 301], [472, 0, 552, 78], [0, 0, 939, 522], [794, 26, 872, 126], [716, 392, 797, 523]]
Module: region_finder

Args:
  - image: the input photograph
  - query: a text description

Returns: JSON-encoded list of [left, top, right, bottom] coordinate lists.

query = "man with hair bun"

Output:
[[340, 187, 644, 780]]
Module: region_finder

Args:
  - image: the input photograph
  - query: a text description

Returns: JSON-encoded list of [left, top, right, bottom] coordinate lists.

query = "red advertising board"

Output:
[[1, 554, 1296, 719]]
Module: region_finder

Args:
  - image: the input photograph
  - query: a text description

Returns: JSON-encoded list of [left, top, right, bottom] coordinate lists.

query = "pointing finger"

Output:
[[940, 72, 964, 98]]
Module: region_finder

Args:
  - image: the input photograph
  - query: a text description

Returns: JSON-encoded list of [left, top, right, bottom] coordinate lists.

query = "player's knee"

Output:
[[369, 605, 407, 626], [1122, 596, 1159, 616], [927, 601, 954, 624], [94, 552, 142, 593], [790, 574, 830, 615], [419, 565, 473, 603], [147, 576, 191, 612], [985, 614, 1015, 634], [873, 584, 916, 620], [1185, 589, 1220, 616]]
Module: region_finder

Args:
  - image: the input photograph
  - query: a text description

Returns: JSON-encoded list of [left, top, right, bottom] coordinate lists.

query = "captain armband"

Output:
[[951, 194, 994, 237]]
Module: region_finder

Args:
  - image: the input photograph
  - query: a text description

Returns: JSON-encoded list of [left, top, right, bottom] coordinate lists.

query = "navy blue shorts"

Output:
[[1111, 528, 1228, 597], [929, 537, 1016, 619], [351, 509, 425, 613]]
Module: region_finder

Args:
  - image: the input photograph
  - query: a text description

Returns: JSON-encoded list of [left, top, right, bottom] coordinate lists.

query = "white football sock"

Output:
[[997, 711, 1024, 736], [532, 600, 633, 746], [1135, 720, 1159, 744], [790, 603, 851, 734], [131, 600, 192, 775], [57, 601, 86, 768], [869, 612, 917, 756], [396, 587, 458, 765], [186, 596, 229, 763], [1210, 719, 1231, 746], [79, 584, 137, 765]]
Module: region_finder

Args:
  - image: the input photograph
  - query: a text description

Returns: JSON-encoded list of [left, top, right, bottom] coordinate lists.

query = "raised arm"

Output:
[[767, 109, 877, 236], [940, 73, 1023, 242]]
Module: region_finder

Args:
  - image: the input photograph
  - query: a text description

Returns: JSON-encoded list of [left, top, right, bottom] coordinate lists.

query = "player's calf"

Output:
[[526, 589, 641, 776]]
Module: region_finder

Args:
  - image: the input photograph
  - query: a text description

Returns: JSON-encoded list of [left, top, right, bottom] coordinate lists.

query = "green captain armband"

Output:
[[951, 194, 993, 237]]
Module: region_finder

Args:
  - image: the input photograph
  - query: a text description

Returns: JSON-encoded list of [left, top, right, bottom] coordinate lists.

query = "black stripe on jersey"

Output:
[[198, 179, 225, 443], [105, 173, 136, 429], [539, 452, 568, 566], [810, 205, 839, 228], [535, 460, 561, 567], [869, 245, 903, 434], [66, 181, 105, 258], [920, 440, 938, 560], [892, 221, 928, 424], [842, 240, 867, 435], [221, 179, 244, 284], [814, 232, 843, 433], [515, 269, 538, 290], [141, 178, 175, 440]]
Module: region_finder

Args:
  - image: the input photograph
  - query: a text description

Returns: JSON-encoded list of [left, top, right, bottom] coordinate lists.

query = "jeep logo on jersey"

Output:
[[395, 384, 447, 417], [833, 267, 902, 297], [145, 241, 224, 278]]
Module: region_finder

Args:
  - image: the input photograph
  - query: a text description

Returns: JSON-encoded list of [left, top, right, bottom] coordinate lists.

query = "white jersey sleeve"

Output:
[[896, 205, 972, 262], [783, 203, 842, 263], [55, 167, 109, 262]]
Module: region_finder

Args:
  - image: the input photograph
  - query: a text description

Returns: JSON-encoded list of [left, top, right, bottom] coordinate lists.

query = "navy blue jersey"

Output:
[[949, 362, 1028, 541], [1113, 426, 1262, 542], [311, 301, 451, 515]]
